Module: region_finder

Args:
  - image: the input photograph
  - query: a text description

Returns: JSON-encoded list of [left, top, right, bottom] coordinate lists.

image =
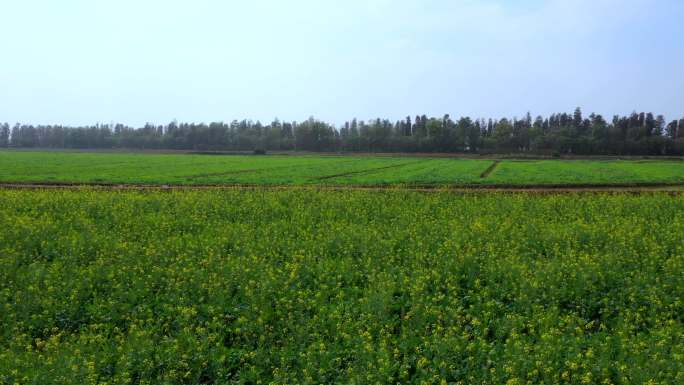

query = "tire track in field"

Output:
[[184, 159, 364, 180], [185, 168, 269, 180], [309, 161, 422, 181], [480, 160, 501, 179]]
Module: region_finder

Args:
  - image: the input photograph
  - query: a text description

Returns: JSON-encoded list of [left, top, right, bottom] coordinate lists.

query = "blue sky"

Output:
[[1, 0, 682, 126]]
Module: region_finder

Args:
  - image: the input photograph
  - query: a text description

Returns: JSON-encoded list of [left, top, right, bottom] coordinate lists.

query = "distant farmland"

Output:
[[1, 150, 684, 187]]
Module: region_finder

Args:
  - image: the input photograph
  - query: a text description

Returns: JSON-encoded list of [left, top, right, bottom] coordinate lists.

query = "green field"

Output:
[[2, 150, 684, 186], [1, 189, 683, 384]]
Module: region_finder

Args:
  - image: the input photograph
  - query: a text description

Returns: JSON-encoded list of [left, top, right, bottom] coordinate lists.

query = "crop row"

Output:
[[3, 151, 684, 186]]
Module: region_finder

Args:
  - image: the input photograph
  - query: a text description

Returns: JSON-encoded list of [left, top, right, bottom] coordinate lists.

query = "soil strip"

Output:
[[480, 161, 501, 178], [1, 181, 683, 194], [309, 162, 416, 181]]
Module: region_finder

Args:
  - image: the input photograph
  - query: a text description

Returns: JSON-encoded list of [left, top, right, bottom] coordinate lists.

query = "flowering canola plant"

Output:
[[0, 189, 682, 384]]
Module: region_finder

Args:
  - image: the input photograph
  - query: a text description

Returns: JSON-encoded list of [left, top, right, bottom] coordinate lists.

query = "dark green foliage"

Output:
[[6, 109, 684, 155]]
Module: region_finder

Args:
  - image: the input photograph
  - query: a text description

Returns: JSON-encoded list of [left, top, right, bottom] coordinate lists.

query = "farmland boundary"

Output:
[[480, 161, 501, 178], [309, 162, 419, 181], [1, 182, 684, 193]]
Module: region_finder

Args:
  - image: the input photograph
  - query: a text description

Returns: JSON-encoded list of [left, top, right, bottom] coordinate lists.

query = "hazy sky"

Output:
[[1, 0, 682, 126]]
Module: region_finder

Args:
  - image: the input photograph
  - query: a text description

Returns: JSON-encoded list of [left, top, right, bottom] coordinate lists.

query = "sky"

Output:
[[0, 0, 682, 127]]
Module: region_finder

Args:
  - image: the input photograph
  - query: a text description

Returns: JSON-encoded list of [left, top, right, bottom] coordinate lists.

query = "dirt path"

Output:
[[309, 162, 417, 181], [480, 161, 501, 178], [185, 158, 364, 180], [1, 182, 683, 194]]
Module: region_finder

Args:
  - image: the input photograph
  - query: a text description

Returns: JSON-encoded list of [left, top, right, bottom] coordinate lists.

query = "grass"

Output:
[[488, 160, 684, 185], [2, 150, 684, 186], [1, 189, 682, 384]]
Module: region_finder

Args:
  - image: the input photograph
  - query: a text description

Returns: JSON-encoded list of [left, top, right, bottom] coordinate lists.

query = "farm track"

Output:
[[1, 181, 684, 193], [184, 158, 365, 180], [185, 168, 267, 179], [480, 160, 501, 178], [308, 162, 419, 180]]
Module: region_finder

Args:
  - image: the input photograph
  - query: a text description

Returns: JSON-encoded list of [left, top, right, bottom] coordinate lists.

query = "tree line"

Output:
[[2, 108, 684, 155]]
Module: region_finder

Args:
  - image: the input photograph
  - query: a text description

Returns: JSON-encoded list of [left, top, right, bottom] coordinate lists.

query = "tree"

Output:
[[486, 119, 494, 136], [350, 119, 358, 138], [426, 118, 442, 140], [533, 116, 544, 130], [666, 120, 678, 139], [644, 113, 656, 137], [654, 115, 665, 136], [2, 108, 682, 155], [340, 121, 350, 138], [0, 123, 9, 147], [590, 113, 608, 140], [282, 122, 294, 139], [461, 117, 480, 151], [492, 118, 514, 149], [573, 107, 583, 129], [420, 115, 428, 138], [413, 116, 425, 137]]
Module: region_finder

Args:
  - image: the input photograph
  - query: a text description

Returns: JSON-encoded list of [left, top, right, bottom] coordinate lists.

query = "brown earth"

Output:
[[1, 181, 683, 194]]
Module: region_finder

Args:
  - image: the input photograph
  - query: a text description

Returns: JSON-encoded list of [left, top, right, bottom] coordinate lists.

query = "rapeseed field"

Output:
[[0, 190, 682, 384]]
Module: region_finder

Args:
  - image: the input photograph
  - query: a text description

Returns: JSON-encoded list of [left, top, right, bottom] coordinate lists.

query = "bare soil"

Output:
[[479, 161, 501, 178], [1, 182, 683, 194]]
